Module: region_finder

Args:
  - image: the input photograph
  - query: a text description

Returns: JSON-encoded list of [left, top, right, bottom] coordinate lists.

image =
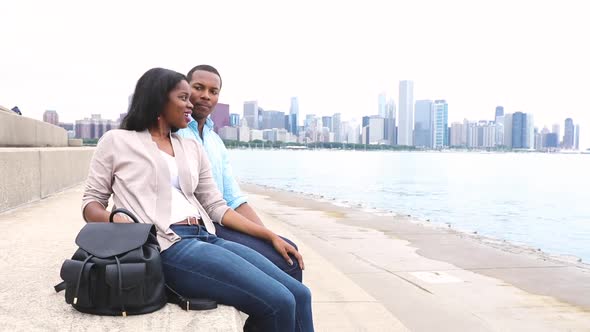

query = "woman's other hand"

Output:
[[270, 235, 305, 270]]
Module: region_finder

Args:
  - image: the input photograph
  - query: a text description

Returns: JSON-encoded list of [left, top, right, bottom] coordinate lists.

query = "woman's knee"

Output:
[[269, 286, 297, 318]]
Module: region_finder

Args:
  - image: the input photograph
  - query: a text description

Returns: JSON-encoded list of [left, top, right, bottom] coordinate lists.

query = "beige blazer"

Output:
[[82, 129, 230, 251]]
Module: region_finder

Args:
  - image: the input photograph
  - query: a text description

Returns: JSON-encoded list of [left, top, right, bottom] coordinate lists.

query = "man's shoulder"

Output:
[[176, 127, 197, 139]]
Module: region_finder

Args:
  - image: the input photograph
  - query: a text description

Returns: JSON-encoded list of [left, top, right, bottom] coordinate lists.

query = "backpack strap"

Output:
[[165, 284, 217, 311], [54, 281, 66, 293]]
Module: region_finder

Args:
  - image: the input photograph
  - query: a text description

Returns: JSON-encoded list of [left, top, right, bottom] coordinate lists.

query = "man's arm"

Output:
[[217, 137, 266, 225], [235, 202, 264, 226]]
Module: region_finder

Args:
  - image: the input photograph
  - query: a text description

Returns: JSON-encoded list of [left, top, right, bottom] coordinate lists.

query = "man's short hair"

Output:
[[187, 65, 222, 88]]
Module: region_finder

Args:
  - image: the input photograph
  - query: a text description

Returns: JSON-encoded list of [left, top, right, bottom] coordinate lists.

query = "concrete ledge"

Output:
[[0, 186, 244, 331], [0, 111, 68, 147], [0, 147, 95, 212], [68, 139, 83, 147]]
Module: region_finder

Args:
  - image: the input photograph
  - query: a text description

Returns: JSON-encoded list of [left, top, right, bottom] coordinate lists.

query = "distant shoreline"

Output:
[[225, 143, 589, 154], [240, 181, 589, 267]]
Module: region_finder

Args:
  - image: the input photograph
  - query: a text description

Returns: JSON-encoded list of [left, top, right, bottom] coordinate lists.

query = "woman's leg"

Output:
[[212, 232, 314, 332], [161, 226, 297, 331]]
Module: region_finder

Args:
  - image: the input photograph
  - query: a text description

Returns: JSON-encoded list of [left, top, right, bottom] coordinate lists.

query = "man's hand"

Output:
[[270, 235, 304, 270]]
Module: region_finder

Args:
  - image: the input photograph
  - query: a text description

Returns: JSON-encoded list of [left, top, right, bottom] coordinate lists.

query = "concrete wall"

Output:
[[0, 111, 68, 147], [0, 148, 95, 213]]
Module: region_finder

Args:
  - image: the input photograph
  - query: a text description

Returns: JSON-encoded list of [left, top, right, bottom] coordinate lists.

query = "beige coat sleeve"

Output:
[[81, 131, 115, 221]]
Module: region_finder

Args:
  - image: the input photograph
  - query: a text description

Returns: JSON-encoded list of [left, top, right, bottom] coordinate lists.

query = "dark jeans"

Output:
[[215, 224, 303, 282], [162, 225, 314, 332]]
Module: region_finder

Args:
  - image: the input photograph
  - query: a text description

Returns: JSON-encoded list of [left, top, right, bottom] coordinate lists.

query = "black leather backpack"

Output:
[[55, 209, 167, 316]]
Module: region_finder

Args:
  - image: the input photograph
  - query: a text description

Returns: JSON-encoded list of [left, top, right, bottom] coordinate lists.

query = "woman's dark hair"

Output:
[[121, 68, 187, 132]]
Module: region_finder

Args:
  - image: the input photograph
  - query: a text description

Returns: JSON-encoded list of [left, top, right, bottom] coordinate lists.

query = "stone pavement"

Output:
[[244, 185, 590, 332], [0, 185, 406, 331]]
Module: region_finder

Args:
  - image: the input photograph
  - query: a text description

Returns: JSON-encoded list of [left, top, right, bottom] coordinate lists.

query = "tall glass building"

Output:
[[433, 100, 449, 148], [511, 112, 527, 149], [414, 100, 433, 148]]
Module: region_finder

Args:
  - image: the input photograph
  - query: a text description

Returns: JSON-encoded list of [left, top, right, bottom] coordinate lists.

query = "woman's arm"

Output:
[[81, 132, 129, 223], [221, 209, 304, 269], [235, 203, 264, 226], [83, 201, 129, 223], [191, 140, 304, 268]]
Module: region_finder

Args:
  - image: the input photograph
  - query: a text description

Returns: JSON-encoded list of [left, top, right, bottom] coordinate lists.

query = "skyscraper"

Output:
[[503, 114, 513, 148], [511, 112, 527, 149], [526, 114, 534, 149], [450, 122, 465, 147], [385, 98, 396, 145], [74, 114, 119, 140], [210, 103, 230, 133], [229, 113, 240, 127], [243, 101, 259, 129], [397, 80, 414, 146], [289, 97, 299, 135], [414, 100, 433, 148], [290, 97, 299, 118], [321, 116, 333, 132], [378, 92, 387, 118], [552, 124, 561, 146], [332, 113, 342, 143], [495, 115, 505, 146], [495, 106, 504, 123], [575, 125, 580, 150], [544, 133, 559, 148], [288, 113, 298, 135], [43, 110, 59, 125], [563, 118, 575, 149], [432, 100, 449, 148], [260, 110, 285, 130], [368, 116, 385, 144]]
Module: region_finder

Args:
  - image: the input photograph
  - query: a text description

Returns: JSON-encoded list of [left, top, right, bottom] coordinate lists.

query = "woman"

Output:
[[82, 67, 314, 332]]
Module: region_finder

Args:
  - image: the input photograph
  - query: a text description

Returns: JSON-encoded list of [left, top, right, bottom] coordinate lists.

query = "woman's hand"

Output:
[[219, 209, 305, 269], [270, 234, 305, 270], [112, 214, 133, 223]]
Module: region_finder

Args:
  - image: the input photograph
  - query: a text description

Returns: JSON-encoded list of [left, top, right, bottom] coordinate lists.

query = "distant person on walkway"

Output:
[[83, 67, 313, 331], [177, 64, 304, 282], [11, 106, 22, 115]]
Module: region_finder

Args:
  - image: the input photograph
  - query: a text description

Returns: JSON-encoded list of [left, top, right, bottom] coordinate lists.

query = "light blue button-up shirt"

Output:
[[177, 117, 248, 210]]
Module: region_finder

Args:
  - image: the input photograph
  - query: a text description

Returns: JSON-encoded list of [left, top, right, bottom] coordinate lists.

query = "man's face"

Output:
[[189, 70, 221, 121]]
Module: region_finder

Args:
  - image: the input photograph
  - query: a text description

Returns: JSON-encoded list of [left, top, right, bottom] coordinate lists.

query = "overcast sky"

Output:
[[1, 0, 588, 148]]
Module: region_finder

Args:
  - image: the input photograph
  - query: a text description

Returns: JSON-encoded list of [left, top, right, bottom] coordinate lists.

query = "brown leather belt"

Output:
[[174, 216, 204, 226]]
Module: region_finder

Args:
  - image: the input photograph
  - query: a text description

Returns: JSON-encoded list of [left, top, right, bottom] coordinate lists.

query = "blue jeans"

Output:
[[215, 224, 303, 282], [161, 225, 314, 332]]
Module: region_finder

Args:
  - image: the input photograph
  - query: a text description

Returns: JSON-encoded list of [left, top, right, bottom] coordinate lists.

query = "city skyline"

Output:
[[1, 1, 589, 148], [44, 90, 583, 151]]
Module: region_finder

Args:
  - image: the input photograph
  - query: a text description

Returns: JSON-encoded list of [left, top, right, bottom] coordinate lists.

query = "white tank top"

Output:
[[159, 150, 201, 223]]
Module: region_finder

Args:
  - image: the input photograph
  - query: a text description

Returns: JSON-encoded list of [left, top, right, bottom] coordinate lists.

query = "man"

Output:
[[177, 65, 303, 281]]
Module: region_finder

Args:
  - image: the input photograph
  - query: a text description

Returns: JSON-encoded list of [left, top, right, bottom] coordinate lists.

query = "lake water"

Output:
[[228, 149, 590, 262]]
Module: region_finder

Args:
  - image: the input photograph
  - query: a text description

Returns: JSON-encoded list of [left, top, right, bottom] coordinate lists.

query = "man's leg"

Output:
[[215, 224, 303, 282]]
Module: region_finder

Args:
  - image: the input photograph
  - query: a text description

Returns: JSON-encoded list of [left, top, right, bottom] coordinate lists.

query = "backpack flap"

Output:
[[105, 263, 146, 289], [105, 263, 147, 306], [75, 223, 157, 258]]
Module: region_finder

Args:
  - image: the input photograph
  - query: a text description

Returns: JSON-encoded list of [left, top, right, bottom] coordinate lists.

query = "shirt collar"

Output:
[[188, 116, 215, 131]]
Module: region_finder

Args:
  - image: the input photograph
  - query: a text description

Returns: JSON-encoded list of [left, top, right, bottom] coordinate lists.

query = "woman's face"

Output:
[[161, 80, 193, 129]]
